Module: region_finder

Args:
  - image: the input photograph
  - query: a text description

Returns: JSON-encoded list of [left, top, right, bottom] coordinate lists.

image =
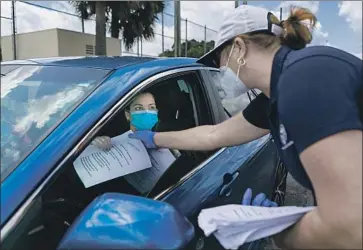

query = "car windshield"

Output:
[[1, 64, 110, 181]]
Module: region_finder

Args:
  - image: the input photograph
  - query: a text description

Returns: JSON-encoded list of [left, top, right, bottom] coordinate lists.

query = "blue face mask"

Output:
[[130, 110, 158, 131]]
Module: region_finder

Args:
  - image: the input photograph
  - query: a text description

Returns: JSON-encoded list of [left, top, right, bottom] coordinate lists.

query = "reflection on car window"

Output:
[[208, 70, 252, 116], [222, 95, 251, 116], [1, 65, 110, 181]]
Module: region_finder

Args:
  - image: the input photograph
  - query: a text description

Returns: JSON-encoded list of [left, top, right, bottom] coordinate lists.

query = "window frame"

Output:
[[198, 69, 227, 123], [0, 66, 228, 242]]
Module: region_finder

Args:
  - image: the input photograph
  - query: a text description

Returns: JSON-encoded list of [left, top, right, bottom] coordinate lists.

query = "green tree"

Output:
[[72, 1, 165, 55], [159, 39, 215, 58]]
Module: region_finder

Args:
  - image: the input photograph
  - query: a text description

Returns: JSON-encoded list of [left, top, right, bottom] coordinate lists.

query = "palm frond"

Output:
[[70, 1, 96, 19], [70, 1, 165, 49]]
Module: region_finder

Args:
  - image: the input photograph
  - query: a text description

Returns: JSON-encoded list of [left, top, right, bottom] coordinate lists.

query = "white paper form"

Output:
[[124, 148, 176, 194], [198, 205, 315, 249], [214, 220, 297, 250], [73, 131, 152, 188], [215, 213, 305, 238]]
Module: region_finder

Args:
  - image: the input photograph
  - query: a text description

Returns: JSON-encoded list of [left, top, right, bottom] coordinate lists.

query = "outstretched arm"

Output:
[[129, 93, 271, 151], [154, 112, 269, 151]]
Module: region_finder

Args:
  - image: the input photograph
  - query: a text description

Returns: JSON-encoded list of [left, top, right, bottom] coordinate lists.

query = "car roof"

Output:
[[1, 56, 199, 70]]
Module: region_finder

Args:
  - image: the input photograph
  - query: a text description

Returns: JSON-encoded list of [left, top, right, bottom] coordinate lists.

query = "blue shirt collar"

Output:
[[270, 46, 292, 103]]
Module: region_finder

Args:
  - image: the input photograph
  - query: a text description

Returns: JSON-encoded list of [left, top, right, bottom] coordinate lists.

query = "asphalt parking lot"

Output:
[[285, 174, 314, 207]]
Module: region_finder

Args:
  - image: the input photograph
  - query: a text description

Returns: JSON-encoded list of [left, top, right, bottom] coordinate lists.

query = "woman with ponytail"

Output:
[[130, 5, 362, 249]]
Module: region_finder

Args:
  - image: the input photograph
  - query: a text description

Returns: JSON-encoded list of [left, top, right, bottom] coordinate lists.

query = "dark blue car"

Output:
[[1, 57, 287, 249]]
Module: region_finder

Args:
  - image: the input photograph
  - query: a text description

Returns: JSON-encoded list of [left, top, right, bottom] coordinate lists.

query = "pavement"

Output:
[[284, 173, 314, 207]]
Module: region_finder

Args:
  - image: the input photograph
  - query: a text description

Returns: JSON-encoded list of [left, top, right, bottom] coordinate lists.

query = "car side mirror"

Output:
[[58, 193, 195, 249]]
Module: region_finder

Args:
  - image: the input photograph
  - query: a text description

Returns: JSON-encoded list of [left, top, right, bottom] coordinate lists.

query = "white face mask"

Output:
[[216, 44, 250, 99]]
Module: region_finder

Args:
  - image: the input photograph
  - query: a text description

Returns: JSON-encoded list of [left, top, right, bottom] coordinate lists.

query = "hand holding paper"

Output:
[[73, 131, 152, 188], [73, 131, 176, 193], [198, 204, 315, 249], [91, 136, 112, 150]]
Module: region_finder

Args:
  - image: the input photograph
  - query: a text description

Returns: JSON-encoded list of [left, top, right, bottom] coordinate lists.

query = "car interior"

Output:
[[2, 72, 217, 250]]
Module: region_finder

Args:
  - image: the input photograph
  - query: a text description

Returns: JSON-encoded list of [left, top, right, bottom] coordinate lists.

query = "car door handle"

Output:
[[219, 172, 240, 197]]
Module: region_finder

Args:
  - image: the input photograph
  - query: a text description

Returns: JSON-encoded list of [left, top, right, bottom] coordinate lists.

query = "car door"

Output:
[[151, 68, 284, 249], [0, 65, 283, 250], [200, 69, 285, 205]]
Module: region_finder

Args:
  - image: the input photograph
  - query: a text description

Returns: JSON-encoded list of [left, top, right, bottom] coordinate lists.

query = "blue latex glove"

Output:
[[242, 188, 278, 207], [128, 130, 157, 149]]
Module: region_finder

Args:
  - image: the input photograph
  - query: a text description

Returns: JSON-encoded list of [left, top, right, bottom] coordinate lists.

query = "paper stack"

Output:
[[198, 204, 315, 250]]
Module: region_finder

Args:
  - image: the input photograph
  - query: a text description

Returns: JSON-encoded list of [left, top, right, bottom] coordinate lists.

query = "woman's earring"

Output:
[[237, 57, 246, 66], [236, 57, 245, 82]]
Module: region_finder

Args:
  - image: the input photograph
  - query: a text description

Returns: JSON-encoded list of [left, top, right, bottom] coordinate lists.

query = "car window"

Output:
[[208, 70, 260, 116], [151, 72, 213, 131], [93, 71, 214, 197], [0, 70, 216, 250], [146, 71, 215, 196], [0, 65, 110, 181], [64, 71, 215, 201]]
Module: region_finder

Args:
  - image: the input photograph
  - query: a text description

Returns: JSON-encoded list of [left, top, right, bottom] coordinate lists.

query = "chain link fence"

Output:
[[0, 1, 218, 59]]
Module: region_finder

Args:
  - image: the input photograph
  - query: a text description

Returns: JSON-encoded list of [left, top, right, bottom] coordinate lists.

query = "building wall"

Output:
[[1, 29, 59, 61], [1, 28, 121, 61], [57, 29, 121, 57]]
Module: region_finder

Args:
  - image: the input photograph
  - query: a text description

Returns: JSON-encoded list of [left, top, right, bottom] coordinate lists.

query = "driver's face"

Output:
[[125, 93, 157, 123], [129, 93, 157, 112]]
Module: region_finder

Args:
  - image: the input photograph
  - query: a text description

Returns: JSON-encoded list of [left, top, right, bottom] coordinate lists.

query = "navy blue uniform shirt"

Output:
[[243, 45, 362, 192]]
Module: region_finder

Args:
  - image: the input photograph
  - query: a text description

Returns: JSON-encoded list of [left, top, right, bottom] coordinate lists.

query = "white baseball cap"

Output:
[[197, 5, 282, 67]]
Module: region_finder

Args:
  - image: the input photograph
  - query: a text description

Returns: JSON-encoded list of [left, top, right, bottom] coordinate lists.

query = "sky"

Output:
[[0, 1, 362, 59]]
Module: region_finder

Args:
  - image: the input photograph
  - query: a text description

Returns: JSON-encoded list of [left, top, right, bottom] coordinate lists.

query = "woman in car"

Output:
[[91, 92, 276, 204], [129, 5, 362, 249], [91, 92, 161, 150]]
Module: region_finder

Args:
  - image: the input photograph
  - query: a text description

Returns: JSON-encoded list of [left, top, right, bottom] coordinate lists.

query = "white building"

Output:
[[1, 28, 121, 61]]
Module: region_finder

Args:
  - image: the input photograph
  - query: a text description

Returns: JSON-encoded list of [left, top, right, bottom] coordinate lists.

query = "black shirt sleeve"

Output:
[[242, 93, 270, 129], [278, 55, 362, 154]]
